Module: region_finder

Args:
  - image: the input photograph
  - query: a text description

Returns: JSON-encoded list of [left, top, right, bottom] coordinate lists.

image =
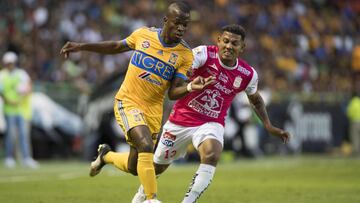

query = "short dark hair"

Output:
[[222, 24, 246, 40], [170, 1, 191, 14]]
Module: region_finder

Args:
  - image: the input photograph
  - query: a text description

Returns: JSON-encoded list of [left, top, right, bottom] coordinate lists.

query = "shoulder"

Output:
[[177, 40, 193, 59], [193, 45, 207, 54], [131, 26, 151, 35], [206, 45, 218, 59], [237, 58, 257, 76], [179, 39, 192, 50], [192, 45, 208, 60]]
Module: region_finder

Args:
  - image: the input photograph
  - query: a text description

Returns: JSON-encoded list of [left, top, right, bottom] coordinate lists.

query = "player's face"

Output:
[[217, 31, 245, 64], [164, 10, 190, 43]]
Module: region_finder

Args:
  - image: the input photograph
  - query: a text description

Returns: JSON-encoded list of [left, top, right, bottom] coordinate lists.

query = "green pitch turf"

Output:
[[0, 156, 359, 203]]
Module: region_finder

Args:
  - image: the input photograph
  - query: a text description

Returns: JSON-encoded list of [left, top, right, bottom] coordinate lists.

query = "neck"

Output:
[[220, 57, 236, 67], [160, 29, 172, 45]]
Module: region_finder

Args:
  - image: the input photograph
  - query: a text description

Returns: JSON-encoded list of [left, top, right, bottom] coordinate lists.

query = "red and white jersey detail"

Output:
[[169, 45, 258, 126]]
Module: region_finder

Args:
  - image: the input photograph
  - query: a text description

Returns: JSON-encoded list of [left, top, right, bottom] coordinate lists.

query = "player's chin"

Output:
[[221, 54, 234, 61], [172, 37, 182, 43]]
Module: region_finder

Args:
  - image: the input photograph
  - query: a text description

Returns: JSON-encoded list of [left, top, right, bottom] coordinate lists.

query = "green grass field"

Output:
[[0, 156, 359, 203]]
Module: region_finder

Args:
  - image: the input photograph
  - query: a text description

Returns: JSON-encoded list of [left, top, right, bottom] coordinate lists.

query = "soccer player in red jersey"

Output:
[[132, 24, 290, 203]]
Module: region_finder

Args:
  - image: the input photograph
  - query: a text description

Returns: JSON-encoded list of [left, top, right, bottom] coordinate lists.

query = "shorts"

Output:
[[154, 120, 224, 165], [114, 99, 161, 146]]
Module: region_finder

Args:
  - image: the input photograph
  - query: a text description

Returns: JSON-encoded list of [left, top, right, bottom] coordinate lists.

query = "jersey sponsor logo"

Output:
[[138, 71, 162, 86], [214, 82, 233, 94], [161, 131, 176, 147], [233, 76, 242, 89], [168, 53, 178, 65], [237, 66, 251, 76], [131, 51, 176, 81], [141, 40, 150, 49], [218, 72, 228, 83], [188, 89, 223, 118]]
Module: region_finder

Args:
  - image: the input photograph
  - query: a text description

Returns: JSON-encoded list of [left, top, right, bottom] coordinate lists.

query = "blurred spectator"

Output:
[[0, 96, 5, 135], [0, 51, 39, 169], [347, 92, 360, 156], [0, 0, 357, 96]]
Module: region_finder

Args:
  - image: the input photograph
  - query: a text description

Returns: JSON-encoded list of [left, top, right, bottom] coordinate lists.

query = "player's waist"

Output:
[[114, 97, 163, 115], [169, 108, 226, 127]]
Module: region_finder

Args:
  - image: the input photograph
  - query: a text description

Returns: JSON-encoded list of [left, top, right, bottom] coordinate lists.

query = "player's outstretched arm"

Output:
[[60, 40, 131, 58], [168, 75, 216, 100], [247, 91, 290, 143]]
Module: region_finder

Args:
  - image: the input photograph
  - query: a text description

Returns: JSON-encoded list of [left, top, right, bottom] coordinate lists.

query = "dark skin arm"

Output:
[[247, 91, 290, 143], [60, 40, 131, 58], [168, 76, 216, 100]]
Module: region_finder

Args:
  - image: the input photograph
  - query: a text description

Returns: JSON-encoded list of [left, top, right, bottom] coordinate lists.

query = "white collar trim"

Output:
[[217, 55, 238, 70]]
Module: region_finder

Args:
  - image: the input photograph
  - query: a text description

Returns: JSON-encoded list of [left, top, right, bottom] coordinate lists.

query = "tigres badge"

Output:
[[233, 76, 242, 89], [141, 41, 150, 49], [168, 53, 178, 65]]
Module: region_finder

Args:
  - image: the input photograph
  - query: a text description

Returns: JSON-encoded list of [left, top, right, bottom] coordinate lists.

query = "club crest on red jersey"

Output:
[[233, 76, 242, 89]]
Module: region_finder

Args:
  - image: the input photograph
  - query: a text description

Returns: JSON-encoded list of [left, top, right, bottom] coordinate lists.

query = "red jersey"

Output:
[[169, 45, 258, 126]]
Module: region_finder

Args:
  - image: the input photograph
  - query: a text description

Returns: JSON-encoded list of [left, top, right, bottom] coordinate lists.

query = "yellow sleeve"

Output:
[[124, 27, 145, 49], [175, 50, 193, 81]]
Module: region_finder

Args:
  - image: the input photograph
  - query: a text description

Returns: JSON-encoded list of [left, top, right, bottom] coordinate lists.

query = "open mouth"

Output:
[[175, 33, 183, 38], [224, 51, 232, 56]]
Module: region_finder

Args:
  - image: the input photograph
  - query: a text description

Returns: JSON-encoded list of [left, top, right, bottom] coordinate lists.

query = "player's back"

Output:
[[116, 27, 193, 116]]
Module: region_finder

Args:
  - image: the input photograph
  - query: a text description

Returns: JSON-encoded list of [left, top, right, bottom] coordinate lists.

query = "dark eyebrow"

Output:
[[175, 17, 190, 22]]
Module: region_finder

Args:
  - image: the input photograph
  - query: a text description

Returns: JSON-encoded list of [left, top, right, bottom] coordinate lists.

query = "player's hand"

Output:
[[60, 42, 82, 59], [265, 125, 290, 144], [191, 76, 216, 91]]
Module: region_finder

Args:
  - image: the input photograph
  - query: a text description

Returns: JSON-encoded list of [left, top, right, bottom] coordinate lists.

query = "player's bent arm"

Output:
[[247, 91, 290, 143], [247, 91, 272, 129]]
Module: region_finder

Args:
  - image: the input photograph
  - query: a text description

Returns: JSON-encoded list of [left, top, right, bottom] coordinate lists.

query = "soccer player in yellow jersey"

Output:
[[60, 1, 215, 202]]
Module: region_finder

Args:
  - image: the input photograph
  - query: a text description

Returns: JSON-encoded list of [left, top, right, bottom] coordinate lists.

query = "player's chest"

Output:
[[135, 38, 181, 69], [200, 67, 244, 96]]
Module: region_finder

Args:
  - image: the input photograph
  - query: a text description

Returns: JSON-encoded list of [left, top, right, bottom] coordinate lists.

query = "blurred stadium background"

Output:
[[0, 0, 360, 202]]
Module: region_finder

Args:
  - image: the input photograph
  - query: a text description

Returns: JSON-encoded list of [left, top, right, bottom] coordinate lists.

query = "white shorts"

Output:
[[154, 121, 224, 165]]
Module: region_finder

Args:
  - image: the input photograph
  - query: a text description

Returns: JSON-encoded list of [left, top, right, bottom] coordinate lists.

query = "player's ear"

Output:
[[163, 16, 168, 23], [240, 43, 246, 52]]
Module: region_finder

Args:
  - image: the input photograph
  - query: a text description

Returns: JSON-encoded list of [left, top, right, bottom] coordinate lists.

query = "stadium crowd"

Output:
[[0, 0, 359, 96], [1, 0, 359, 152]]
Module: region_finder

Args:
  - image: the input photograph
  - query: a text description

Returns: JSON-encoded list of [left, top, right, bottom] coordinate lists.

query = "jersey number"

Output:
[[164, 149, 176, 159]]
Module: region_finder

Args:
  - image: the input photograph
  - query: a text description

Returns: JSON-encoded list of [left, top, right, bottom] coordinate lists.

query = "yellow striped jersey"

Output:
[[115, 27, 193, 117]]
